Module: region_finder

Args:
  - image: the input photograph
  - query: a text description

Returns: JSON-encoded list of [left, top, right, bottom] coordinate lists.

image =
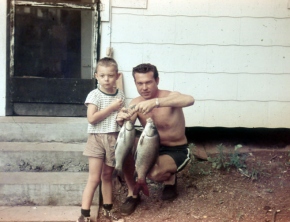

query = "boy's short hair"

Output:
[[96, 57, 118, 73], [132, 63, 159, 80]]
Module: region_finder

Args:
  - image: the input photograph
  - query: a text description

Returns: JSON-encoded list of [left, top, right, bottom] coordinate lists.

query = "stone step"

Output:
[[0, 117, 88, 143], [0, 142, 88, 172], [0, 172, 99, 206], [0, 206, 99, 222]]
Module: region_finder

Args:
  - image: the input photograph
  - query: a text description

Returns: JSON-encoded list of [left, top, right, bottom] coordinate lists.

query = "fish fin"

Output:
[[139, 135, 144, 145]]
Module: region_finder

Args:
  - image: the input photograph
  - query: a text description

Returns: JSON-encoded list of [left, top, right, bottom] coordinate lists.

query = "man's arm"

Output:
[[134, 91, 194, 115], [157, 91, 194, 108]]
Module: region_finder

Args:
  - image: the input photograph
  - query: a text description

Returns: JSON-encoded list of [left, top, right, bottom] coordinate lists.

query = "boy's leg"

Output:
[[101, 163, 114, 204], [101, 163, 124, 222], [81, 157, 103, 210]]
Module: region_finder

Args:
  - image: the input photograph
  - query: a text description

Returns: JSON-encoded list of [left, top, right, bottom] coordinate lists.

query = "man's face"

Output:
[[134, 71, 159, 99]]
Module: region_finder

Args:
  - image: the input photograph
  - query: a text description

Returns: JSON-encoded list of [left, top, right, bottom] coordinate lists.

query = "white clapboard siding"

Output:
[[184, 100, 290, 128], [107, 0, 290, 128], [112, 0, 290, 18], [122, 71, 290, 102], [113, 43, 290, 74], [112, 14, 290, 46]]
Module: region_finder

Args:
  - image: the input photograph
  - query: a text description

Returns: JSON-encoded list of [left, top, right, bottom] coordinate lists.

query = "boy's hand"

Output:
[[110, 98, 123, 111]]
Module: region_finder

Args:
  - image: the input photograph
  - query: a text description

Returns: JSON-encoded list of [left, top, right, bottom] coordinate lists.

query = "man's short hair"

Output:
[[132, 63, 159, 79], [96, 57, 118, 73]]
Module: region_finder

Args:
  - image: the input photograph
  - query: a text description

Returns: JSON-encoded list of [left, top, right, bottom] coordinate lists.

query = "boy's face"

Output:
[[95, 65, 119, 93]]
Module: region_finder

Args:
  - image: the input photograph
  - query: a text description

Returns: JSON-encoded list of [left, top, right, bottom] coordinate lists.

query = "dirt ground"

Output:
[[99, 128, 290, 222]]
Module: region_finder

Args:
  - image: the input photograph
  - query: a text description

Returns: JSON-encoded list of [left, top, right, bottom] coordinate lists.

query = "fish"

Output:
[[113, 120, 136, 177], [133, 118, 160, 196]]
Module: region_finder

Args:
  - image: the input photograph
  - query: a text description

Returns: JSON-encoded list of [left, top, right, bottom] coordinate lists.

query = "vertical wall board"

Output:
[[100, 22, 112, 58], [0, 1, 7, 116]]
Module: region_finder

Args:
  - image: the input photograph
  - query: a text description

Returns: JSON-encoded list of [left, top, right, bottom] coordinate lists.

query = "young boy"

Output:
[[77, 57, 125, 222]]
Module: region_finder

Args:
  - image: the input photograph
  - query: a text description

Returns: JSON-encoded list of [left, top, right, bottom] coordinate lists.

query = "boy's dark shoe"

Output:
[[76, 215, 90, 222], [161, 177, 178, 201], [120, 195, 141, 216]]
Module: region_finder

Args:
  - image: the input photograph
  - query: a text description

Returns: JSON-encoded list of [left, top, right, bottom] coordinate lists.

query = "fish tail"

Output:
[[133, 181, 149, 197]]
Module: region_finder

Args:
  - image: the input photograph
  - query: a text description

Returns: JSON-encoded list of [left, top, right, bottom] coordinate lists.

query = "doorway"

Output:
[[8, 0, 99, 116]]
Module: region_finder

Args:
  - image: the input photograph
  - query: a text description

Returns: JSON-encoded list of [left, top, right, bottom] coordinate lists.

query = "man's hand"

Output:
[[133, 99, 156, 115], [116, 107, 135, 123]]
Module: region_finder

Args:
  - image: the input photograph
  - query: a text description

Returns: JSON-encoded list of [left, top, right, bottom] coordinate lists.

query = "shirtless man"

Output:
[[116, 63, 195, 216]]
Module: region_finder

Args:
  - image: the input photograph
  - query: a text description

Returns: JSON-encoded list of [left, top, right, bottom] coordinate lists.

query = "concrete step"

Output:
[[0, 117, 87, 143], [0, 142, 88, 172], [0, 206, 99, 222], [0, 172, 99, 206]]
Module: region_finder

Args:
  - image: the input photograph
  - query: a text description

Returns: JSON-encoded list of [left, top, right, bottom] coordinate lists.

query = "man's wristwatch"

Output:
[[155, 98, 160, 108]]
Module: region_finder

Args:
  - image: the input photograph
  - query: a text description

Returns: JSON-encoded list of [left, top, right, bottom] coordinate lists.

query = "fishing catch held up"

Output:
[[134, 118, 160, 196]]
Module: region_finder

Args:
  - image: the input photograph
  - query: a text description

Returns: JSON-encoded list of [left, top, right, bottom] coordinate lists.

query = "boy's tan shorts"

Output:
[[83, 133, 118, 167]]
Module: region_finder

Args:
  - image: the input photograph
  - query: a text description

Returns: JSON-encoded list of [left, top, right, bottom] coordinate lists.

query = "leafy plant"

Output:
[[207, 144, 228, 170], [207, 144, 246, 171]]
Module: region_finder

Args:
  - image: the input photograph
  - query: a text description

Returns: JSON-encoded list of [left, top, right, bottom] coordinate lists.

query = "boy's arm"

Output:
[[87, 99, 123, 125]]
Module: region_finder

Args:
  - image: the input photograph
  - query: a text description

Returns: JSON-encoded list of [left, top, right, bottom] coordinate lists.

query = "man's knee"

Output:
[[147, 168, 163, 181]]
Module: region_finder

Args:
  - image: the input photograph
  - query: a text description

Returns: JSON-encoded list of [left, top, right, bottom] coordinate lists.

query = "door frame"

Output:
[[7, 0, 100, 116]]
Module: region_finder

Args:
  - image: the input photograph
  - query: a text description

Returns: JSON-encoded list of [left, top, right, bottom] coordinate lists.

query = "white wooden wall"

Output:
[[100, 0, 290, 128]]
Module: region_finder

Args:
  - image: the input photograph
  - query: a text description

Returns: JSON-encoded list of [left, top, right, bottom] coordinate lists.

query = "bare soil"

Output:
[[99, 128, 290, 222]]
